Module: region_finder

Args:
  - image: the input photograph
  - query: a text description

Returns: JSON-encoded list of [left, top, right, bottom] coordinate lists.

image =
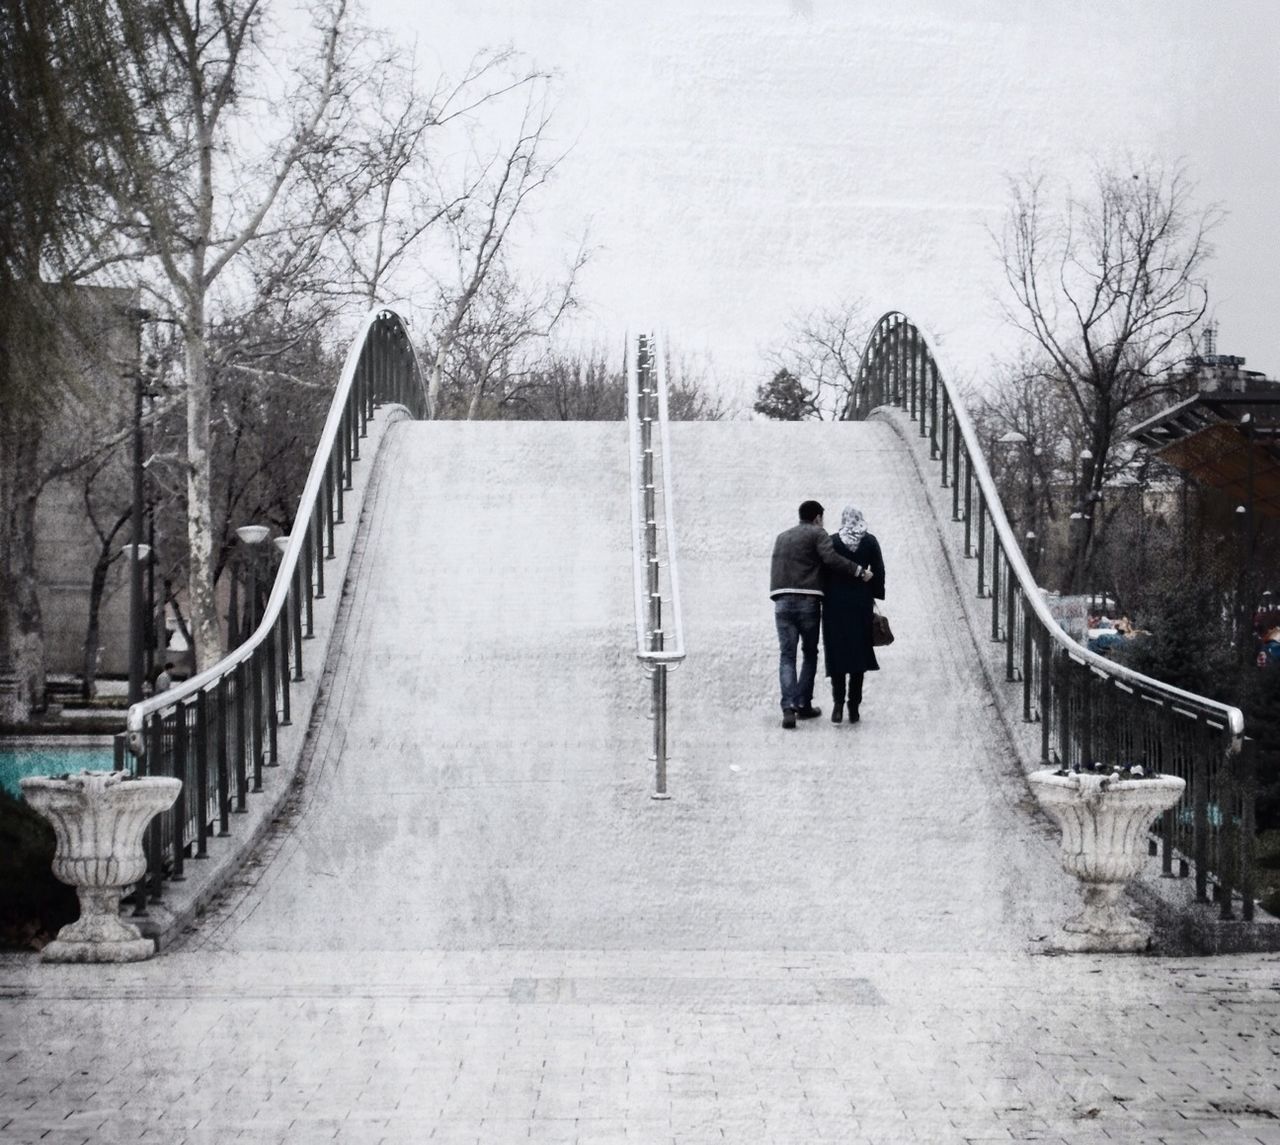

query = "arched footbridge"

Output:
[[113, 308, 1256, 957]]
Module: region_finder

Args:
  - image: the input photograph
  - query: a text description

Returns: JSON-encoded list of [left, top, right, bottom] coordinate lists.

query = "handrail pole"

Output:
[[627, 330, 684, 801]]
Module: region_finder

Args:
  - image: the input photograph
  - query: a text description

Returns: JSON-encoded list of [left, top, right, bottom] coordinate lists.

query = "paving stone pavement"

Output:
[[3, 421, 1279, 1144]]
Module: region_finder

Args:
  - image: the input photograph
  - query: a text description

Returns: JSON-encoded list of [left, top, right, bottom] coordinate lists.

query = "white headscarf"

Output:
[[838, 504, 868, 553]]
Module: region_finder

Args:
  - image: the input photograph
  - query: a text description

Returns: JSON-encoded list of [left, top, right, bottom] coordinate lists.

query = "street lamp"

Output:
[[235, 526, 271, 641]]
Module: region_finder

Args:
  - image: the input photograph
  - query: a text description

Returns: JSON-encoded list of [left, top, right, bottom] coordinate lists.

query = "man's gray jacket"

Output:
[[769, 522, 867, 598]]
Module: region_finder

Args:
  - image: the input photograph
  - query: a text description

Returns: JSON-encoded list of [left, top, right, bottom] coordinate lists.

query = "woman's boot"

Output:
[[831, 674, 846, 723], [848, 672, 864, 723]]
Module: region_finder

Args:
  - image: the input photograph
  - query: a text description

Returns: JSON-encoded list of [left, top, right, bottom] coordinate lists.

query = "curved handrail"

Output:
[[626, 333, 686, 665], [113, 306, 429, 904], [895, 312, 1241, 734], [126, 306, 427, 745], [851, 310, 1252, 915]]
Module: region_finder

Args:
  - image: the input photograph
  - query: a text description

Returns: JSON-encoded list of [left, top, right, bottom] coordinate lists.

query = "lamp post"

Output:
[[1025, 530, 1039, 582], [996, 430, 1037, 566], [122, 543, 151, 703], [1068, 511, 1087, 594], [123, 306, 153, 705]]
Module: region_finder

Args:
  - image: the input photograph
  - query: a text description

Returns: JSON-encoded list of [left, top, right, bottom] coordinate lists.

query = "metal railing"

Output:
[[626, 332, 686, 799], [115, 307, 428, 914], [850, 311, 1255, 920]]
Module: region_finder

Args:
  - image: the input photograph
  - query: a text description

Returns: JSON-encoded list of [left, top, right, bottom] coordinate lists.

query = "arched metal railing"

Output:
[[627, 332, 685, 799], [851, 311, 1255, 920], [115, 307, 428, 912]]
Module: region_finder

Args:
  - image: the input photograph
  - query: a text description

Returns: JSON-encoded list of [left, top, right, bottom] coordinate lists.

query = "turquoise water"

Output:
[[0, 745, 117, 798]]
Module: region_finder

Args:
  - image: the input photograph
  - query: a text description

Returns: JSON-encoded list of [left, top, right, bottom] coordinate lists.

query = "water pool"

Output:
[[0, 739, 118, 798]]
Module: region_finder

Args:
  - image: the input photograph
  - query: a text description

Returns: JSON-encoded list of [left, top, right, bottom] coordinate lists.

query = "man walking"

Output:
[[770, 500, 872, 728]]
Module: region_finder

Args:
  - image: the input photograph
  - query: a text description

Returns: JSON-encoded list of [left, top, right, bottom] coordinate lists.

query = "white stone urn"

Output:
[[1029, 768, 1186, 952], [20, 770, 181, 963]]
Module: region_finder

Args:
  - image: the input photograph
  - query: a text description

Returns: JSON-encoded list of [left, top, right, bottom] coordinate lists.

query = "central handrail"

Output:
[[627, 331, 686, 798], [116, 306, 429, 907], [851, 310, 1253, 919]]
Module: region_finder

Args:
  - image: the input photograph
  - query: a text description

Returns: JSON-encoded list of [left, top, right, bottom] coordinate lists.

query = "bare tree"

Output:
[[324, 48, 545, 307], [81, 0, 378, 670], [425, 83, 579, 418], [766, 298, 870, 421], [994, 160, 1221, 586]]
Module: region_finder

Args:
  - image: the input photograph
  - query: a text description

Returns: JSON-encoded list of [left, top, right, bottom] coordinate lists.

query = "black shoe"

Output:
[[796, 705, 822, 720], [848, 705, 860, 724], [782, 708, 797, 729], [831, 706, 843, 724]]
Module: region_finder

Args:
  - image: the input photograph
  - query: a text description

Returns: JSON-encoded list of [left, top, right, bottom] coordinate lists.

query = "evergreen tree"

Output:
[[753, 368, 817, 421]]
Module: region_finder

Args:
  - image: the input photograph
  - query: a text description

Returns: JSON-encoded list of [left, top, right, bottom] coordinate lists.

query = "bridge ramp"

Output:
[[189, 418, 1072, 954]]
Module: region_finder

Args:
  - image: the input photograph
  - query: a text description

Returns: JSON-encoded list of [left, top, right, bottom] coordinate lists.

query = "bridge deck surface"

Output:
[[2, 420, 1277, 1144]]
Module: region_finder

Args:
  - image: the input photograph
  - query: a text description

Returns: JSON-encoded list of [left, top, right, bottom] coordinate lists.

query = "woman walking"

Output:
[[822, 504, 885, 723]]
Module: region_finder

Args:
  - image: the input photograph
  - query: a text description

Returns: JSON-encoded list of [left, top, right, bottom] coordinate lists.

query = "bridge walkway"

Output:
[[180, 418, 1069, 954]]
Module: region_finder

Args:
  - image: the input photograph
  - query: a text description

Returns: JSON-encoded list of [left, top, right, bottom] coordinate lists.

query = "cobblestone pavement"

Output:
[[2, 950, 1279, 1144], [3, 422, 1278, 1144]]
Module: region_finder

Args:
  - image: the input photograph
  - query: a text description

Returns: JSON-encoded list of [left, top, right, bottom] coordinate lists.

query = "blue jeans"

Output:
[[774, 596, 821, 711]]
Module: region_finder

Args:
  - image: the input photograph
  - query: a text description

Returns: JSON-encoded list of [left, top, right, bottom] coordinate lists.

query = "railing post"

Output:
[[195, 689, 210, 859], [234, 660, 248, 814], [313, 506, 326, 600], [1021, 599, 1034, 715], [216, 675, 231, 836], [929, 358, 939, 458], [1217, 743, 1237, 920], [1241, 741, 1256, 921], [291, 562, 306, 672], [265, 628, 279, 767], [951, 418, 962, 519], [302, 529, 315, 636], [171, 705, 187, 882], [277, 610, 291, 726], [250, 651, 264, 793], [976, 493, 987, 594], [147, 715, 165, 903], [1039, 637, 1053, 765], [940, 392, 950, 487], [1193, 738, 1209, 902]]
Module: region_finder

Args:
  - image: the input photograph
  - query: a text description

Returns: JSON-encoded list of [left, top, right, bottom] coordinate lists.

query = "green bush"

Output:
[[0, 790, 77, 949]]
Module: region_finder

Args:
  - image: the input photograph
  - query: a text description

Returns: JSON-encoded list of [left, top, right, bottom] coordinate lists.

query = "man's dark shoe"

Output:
[[848, 704, 860, 724], [782, 708, 797, 729], [796, 705, 822, 720], [831, 706, 843, 724]]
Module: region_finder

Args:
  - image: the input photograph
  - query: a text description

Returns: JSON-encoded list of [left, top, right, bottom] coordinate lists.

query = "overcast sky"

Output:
[[376, 0, 1279, 406]]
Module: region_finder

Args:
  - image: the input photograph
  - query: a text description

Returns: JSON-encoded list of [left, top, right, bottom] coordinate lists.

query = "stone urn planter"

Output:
[[20, 770, 181, 963], [1029, 768, 1186, 953]]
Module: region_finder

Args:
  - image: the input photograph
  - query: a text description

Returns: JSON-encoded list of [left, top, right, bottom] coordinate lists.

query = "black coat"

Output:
[[821, 532, 885, 676]]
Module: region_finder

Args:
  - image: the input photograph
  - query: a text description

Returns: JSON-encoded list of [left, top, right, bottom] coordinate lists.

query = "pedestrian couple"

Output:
[[769, 500, 886, 729]]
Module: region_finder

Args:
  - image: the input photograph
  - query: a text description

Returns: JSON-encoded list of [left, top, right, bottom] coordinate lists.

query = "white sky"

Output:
[[371, 0, 1279, 407]]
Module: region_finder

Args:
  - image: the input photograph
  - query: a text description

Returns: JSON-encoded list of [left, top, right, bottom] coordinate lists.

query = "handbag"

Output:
[[871, 604, 895, 647]]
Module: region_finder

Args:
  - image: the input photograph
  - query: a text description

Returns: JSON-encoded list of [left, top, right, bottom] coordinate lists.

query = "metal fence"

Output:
[[627, 333, 685, 799], [115, 308, 428, 916], [851, 311, 1256, 920]]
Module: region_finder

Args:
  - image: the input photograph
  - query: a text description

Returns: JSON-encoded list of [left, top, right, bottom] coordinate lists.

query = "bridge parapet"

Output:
[[857, 311, 1261, 932]]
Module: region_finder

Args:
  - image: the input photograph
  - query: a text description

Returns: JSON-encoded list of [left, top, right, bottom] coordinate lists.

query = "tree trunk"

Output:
[[3, 423, 47, 720], [184, 317, 222, 672]]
